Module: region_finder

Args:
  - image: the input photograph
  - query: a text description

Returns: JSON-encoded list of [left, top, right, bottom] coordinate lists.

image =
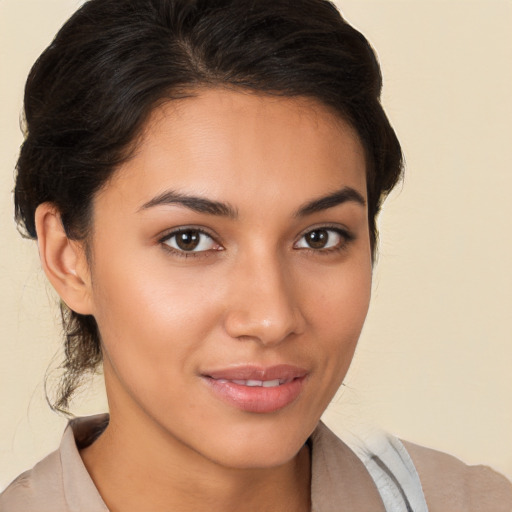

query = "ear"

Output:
[[35, 203, 94, 315]]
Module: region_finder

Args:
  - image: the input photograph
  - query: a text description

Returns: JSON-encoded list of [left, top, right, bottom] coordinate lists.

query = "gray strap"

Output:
[[345, 430, 428, 512]]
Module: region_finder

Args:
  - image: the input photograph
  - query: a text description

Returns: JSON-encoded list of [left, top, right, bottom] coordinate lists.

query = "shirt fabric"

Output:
[[1, 414, 510, 512]]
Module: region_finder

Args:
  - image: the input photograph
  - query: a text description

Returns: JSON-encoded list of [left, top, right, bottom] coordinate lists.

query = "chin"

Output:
[[188, 413, 316, 470], [209, 440, 304, 470]]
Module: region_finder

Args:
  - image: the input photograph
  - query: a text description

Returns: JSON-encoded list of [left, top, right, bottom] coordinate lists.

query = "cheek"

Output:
[[90, 273, 219, 422], [89, 251, 225, 384], [302, 256, 372, 369], [304, 252, 372, 325]]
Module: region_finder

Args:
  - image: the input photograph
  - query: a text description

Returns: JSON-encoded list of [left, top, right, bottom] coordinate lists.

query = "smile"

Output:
[[202, 365, 308, 413]]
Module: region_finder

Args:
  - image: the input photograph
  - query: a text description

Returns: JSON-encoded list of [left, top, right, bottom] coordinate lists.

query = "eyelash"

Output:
[[159, 227, 221, 259], [159, 225, 355, 258], [295, 225, 355, 255]]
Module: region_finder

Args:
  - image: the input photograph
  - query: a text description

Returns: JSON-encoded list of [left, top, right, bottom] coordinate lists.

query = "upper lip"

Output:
[[203, 364, 308, 382]]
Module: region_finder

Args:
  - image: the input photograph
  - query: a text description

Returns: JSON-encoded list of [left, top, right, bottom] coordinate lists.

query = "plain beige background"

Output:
[[1, 0, 511, 490]]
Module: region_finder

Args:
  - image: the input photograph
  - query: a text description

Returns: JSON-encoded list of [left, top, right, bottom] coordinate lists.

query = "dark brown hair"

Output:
[[14, 0, 403, 412]]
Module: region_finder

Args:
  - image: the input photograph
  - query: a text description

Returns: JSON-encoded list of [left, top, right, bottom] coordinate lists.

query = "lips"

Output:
[[202, 365, 308, 413]]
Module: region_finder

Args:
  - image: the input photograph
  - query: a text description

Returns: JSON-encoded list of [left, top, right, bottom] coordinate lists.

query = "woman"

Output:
[[1, 0, 511, 510]]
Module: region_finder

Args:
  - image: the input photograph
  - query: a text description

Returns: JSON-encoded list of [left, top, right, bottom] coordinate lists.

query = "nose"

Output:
[[222, 252, 306, 346]]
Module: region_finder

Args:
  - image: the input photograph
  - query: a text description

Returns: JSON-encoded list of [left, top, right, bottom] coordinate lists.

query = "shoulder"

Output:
[[0, 449, 67, 512], [402, 440, 512, 512], [1, 415, 109, 512]]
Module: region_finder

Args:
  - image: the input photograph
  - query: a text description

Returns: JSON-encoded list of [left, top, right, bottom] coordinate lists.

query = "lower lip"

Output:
[[203, 376, 306, 413]]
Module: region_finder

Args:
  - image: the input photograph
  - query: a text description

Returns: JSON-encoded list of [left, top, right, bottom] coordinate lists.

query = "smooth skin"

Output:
[[35, 89, 374, 512]]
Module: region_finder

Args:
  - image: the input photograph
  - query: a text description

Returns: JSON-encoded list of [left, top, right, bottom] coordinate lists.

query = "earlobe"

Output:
[[35, 203, 94, 315]]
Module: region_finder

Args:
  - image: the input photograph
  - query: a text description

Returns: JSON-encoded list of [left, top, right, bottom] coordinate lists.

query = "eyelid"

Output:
[[159, 225, 210, 241], [294, 224, 355, 251], [157, 223, 354, 257], [296, 223, 352, 240], [158, 226, 224, 256]]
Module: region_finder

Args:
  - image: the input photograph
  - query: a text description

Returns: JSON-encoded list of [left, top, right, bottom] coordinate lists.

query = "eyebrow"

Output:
[[295, 187, 366, 217], [139, 190, 238, 218], [139, 186, 365, 218]]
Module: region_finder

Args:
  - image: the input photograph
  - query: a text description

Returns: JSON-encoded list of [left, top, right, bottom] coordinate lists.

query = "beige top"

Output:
[[1, 415, 511, 512]]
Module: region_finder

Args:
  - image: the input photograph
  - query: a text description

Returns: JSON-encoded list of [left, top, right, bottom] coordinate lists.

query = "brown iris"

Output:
[[175, 230, 201, 251], [305, 229, 330, 249]]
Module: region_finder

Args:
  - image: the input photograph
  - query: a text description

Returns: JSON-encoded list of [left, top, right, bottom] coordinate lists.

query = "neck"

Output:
[[80, 410, 311, 512]]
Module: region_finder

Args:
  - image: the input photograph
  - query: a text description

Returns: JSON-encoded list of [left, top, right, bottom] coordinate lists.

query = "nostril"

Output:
[[223, 310, 305, 346]]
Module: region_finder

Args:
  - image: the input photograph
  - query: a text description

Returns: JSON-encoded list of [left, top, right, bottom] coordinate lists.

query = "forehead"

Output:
[[99, 88, 367, 212]]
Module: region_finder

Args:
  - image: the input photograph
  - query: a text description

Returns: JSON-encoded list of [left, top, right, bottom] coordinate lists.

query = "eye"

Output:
[[162, 229, 219, 253], [294, 227, 351, 251]]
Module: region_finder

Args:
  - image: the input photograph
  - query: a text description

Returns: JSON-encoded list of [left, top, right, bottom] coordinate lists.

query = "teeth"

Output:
[[246, 380, 263, 387], [226, 379, 282, 387], [262, 379, 281, 387]]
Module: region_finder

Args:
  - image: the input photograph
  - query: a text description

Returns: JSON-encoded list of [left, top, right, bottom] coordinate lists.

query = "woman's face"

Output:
[[86, 89, 372, 468]]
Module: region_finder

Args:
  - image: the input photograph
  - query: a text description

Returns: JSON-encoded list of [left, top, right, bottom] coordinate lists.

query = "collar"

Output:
[[59, 414, 385, 512]]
